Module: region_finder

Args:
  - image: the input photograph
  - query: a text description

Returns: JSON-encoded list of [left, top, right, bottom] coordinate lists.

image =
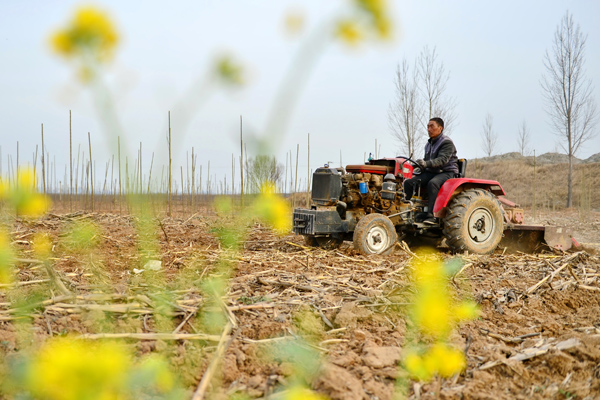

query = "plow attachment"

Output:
[[500, 224, 578, 253]]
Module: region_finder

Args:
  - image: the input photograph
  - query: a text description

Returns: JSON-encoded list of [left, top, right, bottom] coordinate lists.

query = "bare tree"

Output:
[[417, 46, 458, 134], [388, 59, 422, 156], [480, 113, 498, 157], [541, 11, 598, 207], [389, 46, 458, 155], [517, 120, 530, 156], [246, 155, 284, 193]]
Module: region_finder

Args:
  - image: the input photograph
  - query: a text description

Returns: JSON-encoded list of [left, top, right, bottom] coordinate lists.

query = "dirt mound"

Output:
[[472, 151, 594, 165], [536, 152, 582, 165], [474, 151, 526, 163], [466, 159, 600, 209], [585, 153, 600, 163], [471, 151, 600, 165]]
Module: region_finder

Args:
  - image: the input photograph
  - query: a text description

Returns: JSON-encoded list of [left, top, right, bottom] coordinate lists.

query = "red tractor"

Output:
[[293, 156, 574, 255]]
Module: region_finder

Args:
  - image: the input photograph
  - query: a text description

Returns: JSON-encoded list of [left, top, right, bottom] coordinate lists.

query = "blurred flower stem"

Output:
[[258, 19, 333, 156], [258, 0, 394, 155]]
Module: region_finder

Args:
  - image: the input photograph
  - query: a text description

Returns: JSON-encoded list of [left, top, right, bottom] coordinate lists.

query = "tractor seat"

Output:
[[456, 158, 467, 178]]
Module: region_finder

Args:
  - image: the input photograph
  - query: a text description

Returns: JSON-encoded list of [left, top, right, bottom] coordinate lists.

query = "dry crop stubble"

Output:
[[1, 208, 599, 399]]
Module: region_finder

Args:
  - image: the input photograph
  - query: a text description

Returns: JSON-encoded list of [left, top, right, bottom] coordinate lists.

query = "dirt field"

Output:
[[1, 208, 599, 399]]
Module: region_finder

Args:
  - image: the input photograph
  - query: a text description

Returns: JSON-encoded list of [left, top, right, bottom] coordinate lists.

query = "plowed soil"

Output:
[[1, 208, 599, 399]]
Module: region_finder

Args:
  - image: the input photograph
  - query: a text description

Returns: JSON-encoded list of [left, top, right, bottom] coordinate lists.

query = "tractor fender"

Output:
[[433, 178, 506, 217]]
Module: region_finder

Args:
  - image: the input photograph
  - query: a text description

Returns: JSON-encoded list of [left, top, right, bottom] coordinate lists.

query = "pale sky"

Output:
[[1, 1, 599, 192]]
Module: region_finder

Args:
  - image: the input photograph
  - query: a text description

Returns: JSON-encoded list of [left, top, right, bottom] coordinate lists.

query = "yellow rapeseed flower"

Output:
[[16, 168, 36, 188], [252, 182, 292, 234], [425, 343, 466, 378], [404, 251, 475, 382], [454, 300, 480, 321], [215, 55, 245, 86], [32, 233, 53, 261], [25, 339, 130, 400], [52, 31, 74, 54], [374, 15, 392, 39], [404, 343, 466, 380], [0, 179, 7, 199], [284, 10, 305, 36], [413, 286, 451, 338], [50, 6, 119, 64], [285, 385, 328, 400], [137, 355, 175, 393], [1, 169, 51, 217], [410, 252, 479, 337], [19, 193, 51, 217], [356, 0, 386, 16], [436, 345, 466, 378], [352, 0, 393, 40], [404, 350, 432, 381], [411, 254, 452, 338], [0, 230, 15, 284], [336, 20, 364, 46]]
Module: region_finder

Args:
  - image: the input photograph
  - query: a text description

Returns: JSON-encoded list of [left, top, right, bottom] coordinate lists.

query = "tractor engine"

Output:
[[300, 159, 416, 237], [294, 157, 422, 247], [340, 170, 396, 212]]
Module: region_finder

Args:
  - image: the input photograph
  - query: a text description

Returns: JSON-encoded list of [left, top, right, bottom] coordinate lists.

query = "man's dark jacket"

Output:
[[423, 133, 458, 174]]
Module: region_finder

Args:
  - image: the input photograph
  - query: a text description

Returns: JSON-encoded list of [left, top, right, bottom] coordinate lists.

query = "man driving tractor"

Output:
[[403, 117, 458, 225]]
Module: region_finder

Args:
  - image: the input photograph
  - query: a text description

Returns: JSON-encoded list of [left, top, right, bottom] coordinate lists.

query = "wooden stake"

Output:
[[180, 166, 184, 214], [284, 151, 288, 196], [294, 144, 299, 209], [70, 110, 73, 212], [147, 152, 154, 194], [118, 137, 122, 214], [139, 141, 143, 195], [207, 160, 210, 198], [240, 115, 244, 206], [41, 124, 46, 195], [168, 111, 172, 217], [531, 150, 537, 219], [33, 145, 38, 188], [16, 141, 19, 189], [306, 133, 310, 206], [88, 132, 94, 211], [192, 148, 196, 209]]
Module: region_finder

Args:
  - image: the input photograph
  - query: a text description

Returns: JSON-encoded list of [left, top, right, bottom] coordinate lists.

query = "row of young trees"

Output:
[[388, 11, 598, 207], [478, 116, 530, 158]]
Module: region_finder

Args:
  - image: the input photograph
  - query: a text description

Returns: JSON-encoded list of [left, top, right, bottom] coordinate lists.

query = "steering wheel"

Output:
[[395, 155, 419, 166], [395, 155, 422, 175]]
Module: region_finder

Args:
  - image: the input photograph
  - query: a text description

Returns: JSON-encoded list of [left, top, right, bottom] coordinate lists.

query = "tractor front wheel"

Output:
[[443, 189, 504, 254], [353, 214, 397, 255]]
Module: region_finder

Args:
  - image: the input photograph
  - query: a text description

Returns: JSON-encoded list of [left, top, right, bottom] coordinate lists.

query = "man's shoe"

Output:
[[423, 216, 438, 225]]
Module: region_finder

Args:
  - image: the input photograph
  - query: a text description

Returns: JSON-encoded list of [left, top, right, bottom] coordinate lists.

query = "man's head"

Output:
[[427, 117, 444, 139]]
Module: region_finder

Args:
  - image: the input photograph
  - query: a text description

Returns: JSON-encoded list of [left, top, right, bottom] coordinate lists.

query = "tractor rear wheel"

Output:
[[443, 189, 504, 255], [353, 214, 397, 255]]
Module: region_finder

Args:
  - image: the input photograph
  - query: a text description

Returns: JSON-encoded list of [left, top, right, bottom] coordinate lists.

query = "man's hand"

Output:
[[415, 159, 427, 169]]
